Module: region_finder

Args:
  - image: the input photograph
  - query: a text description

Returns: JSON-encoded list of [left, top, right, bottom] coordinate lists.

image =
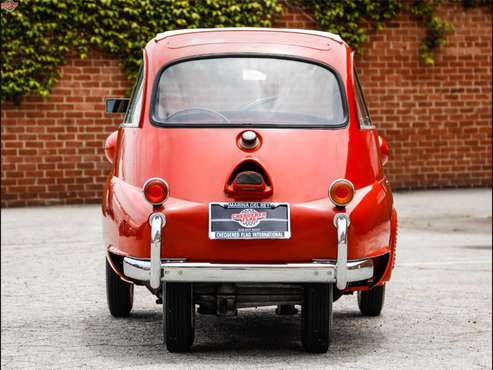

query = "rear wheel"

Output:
[[164, 283, 195, 352], [358, 284, 385, 316], [301, 283, 333, 353], [106, 259, 133, 317]]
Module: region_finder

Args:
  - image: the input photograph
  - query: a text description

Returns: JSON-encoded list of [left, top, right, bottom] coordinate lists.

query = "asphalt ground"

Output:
[[1, 189, 491, 369]]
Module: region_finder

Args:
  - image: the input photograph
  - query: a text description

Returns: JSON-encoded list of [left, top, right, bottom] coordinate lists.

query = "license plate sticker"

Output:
[[209, 202, 291, 240]]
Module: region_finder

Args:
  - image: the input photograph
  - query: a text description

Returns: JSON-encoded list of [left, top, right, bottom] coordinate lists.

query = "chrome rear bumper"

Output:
[[123, 257, 373, 283], [123, 211, 373, 286]]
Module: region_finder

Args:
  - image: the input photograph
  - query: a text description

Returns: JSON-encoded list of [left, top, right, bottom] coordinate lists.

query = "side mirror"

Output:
[[104, 131, 118, 164], [378, 135, 389, 166], [105, 98, 129, 113]]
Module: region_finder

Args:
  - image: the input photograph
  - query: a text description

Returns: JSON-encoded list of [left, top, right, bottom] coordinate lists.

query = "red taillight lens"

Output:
[[329, 179, 354, 207], [143, 178, 169, 205]]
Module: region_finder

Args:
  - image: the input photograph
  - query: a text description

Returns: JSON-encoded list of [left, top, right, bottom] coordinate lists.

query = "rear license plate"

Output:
[[209, 202, 291, 240]]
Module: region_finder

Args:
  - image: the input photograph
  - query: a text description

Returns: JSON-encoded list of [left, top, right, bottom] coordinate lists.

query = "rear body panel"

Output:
[[102, 29, 395, 281]]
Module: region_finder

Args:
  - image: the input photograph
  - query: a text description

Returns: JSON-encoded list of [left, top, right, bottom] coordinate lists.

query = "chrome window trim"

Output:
[[122, 65, 145, 128], [354, 68, 374, 130]]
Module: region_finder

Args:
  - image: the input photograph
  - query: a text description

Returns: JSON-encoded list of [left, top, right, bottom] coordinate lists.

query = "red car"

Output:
[[103, 28, 398, 353]]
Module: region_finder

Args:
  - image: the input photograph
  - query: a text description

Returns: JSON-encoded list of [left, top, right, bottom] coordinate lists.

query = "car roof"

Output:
[[144, 28, 351, 78], [152, 27, 346, 46]]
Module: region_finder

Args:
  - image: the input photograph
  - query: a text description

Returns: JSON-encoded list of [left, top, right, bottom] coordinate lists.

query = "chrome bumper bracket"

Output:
[[149, 213, 165, 289], [333, 213, 350, 290]]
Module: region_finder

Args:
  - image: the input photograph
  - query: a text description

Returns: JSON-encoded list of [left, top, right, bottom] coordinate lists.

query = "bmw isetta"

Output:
[[103, 28, 398, 353]]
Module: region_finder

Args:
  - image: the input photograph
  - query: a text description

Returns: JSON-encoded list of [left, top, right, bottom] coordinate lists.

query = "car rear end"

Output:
[[102, 28, 397, 353]]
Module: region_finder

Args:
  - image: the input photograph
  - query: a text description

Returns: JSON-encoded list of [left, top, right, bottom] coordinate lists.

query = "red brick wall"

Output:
[[1, 53, 129, 207], [1, 3, 491, 207], [356, 4, 492, 189]]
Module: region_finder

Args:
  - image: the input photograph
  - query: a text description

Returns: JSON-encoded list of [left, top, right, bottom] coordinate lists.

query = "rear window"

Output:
[[152, 57, 346, 127]]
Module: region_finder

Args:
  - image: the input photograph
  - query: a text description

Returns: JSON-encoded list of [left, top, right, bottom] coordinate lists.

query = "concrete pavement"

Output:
[[1, 189, 491, 369]]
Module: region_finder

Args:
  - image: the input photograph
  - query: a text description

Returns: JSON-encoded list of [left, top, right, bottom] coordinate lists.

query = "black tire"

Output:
[[106, 259, 133, 317], [301, 283, 333, 353], [333, 287, 343, 302], [164, 283, 195, 352], [358, 284, 385, 316]]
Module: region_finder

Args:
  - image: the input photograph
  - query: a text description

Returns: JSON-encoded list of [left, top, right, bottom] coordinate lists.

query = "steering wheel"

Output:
[[240, 96, 279, 111], [166, 108, 230, 123]]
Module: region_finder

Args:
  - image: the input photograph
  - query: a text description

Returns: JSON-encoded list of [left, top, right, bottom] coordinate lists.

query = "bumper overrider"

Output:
[[123, 212, 373, 289]]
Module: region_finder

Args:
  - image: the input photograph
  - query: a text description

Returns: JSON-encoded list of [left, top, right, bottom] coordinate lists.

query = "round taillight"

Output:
[[143, 178, 169, 206], [329, 179, 354, 207]]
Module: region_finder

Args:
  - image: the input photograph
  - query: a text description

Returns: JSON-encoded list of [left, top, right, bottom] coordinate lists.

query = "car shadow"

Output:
[[81, 304, 385, 363]]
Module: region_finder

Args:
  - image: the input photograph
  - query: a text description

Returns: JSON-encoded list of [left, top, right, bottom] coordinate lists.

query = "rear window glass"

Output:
[[152, 57, 346, 127]]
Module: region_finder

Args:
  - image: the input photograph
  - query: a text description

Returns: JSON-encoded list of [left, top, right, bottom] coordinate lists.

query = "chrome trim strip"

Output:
[[124, 257, 151, 281], [123, 258, 372, 284], [347, 259, 373, 282], [333, 213, 350, 290], [149, 213, 165, 289], [155, 28, 344, 44], [161, 263, 335, 283]]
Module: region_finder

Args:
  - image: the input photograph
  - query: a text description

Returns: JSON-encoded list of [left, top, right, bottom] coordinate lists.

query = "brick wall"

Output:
[[356, 4, 492, 189], [1, 54, 129, 207], [1, 3, 491, 207]]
